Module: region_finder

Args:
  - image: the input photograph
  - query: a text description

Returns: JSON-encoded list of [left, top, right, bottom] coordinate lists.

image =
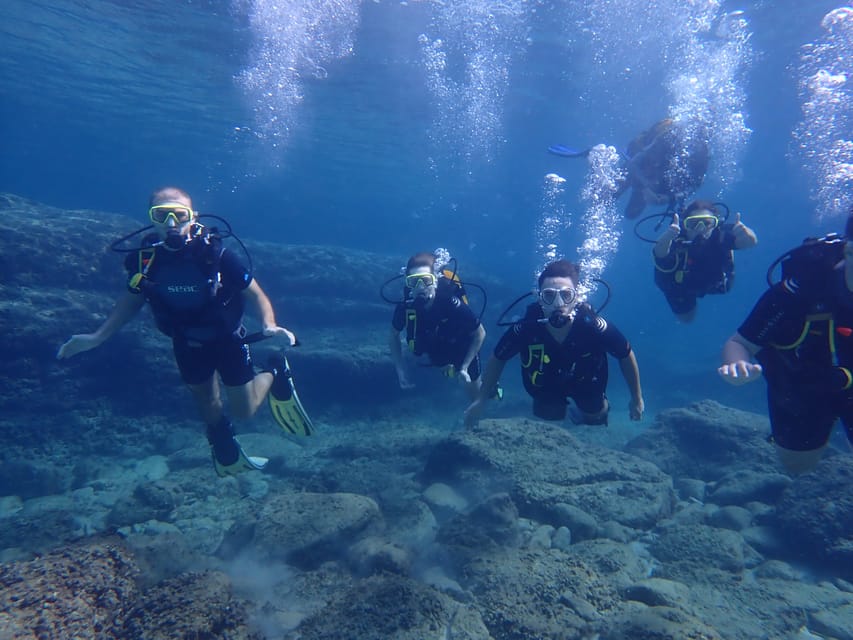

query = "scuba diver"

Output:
[[387, 251, 486, 402], [57, 186, 313, 477], [652, 199, 758, 323], [464, 259, 644, 427], [719, 212, 853, 475], [615, 118, 710, 219]]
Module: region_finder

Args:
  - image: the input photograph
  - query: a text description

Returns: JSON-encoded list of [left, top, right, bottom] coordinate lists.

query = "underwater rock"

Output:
[[649, 523, 763, 580], [294, 573, 491, 640], [0, 540, 139, 638], [625, 400, 776, 480], [0, 458, 71, 500], [707, 469, 791, 506], [424, 418, 675, 531], [810, 603, 853, 640], [772, 455, 853, 579], [346, 535, 411, 576], [106, 480, 182, 528], [461, 540, 650, 640], [254, 492, 383, 568], [599, 602, 723, 640], [120, 570, 259, 640], [708, 505, 753, 531], [620, 577, 692, 608], [438, 492, 522, 552]]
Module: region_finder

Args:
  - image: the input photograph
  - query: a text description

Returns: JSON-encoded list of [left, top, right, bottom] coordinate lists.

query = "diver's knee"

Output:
[[775, 443, 824, 475]]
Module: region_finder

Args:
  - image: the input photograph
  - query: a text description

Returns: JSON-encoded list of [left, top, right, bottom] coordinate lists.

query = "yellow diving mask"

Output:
[[405, 272, 438, 289], [683, 213, 719, 232], [148, 202, 195, 225]]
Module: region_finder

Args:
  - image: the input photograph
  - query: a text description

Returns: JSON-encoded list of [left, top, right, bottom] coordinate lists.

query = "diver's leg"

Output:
[[767, 386, 833, 475]]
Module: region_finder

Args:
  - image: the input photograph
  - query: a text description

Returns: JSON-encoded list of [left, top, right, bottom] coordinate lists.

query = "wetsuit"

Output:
[[654, 225, 737, 315], [493, 303, 632, 420], [738, 270, 853, 451], [125, 230, 254, 386], [621, 120, 709, 219], [392, 282, 482, 380]]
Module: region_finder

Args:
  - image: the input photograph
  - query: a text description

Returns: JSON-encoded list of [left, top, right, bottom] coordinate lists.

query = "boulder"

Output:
[[424, 418, 675, 531]]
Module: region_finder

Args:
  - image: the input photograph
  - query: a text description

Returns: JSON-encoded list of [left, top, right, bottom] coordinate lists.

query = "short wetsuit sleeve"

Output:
[[737, 285, 804, 348], [219, 248, 252, 292], [493, 323, 527, 361], [450, 297, 480, 334], [595, 315, 632, 359], [653, 242, 678, 270], [392, 303, 406, 331]]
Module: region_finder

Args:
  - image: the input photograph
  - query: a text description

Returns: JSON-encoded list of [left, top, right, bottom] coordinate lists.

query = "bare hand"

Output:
[[263, 325, 296, 346], [718, 360, 762, 385], [667, 213, 680, 237], [732, 212, 747, 235], [57, 334, 100, 360], [629, 397, 644, 421]]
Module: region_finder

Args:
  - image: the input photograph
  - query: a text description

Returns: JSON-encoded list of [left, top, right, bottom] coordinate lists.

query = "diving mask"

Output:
[[683, 214, 718, 232], [406, 272, 438, 290], [539, 286, 576, 307], [149, 203, 194, 225]]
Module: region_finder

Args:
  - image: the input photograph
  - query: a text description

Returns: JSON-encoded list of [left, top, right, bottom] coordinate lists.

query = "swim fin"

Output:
[[207, 416, 268, 477], [547, 144, 590, 158], [267, 354, 316, 437], [213, 447, 269, 478]]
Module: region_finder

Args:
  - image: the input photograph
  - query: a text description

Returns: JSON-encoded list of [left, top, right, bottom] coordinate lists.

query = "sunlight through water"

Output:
[[418, 0, 531, 167], [794, 6, 853, 221], [233, 0, 361, 147]]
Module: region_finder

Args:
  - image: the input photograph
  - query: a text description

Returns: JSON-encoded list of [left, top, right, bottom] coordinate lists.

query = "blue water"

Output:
[[1, 0, 851, 417]]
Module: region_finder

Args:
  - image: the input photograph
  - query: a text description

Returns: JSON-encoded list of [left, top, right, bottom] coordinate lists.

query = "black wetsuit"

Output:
[[493, 303, 632, 421], [738, 270, 853, 451], [125, 231, 254, 386], [654, 225, 737, 315], [392, 283, 483, 380], [620, 120, 709, 219]]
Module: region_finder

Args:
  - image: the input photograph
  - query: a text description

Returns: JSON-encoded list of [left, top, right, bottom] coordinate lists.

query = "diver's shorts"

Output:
[[172, 337, 255, 387], [532, 390, 606, 422], [662, 290, 698, 316], [767, 386, 853, 451]]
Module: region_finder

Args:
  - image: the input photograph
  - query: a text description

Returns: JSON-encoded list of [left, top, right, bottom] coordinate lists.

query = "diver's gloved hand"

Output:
[[263, 325, 297, 346], [457, 368, 472, 384]]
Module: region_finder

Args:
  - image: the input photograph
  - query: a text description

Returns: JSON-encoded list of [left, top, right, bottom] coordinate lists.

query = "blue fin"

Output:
[[548, 144, 589, 158]]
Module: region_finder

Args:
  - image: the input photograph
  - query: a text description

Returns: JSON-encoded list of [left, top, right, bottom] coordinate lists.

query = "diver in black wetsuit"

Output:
[[653, 199, 758, 322], [58, 186, 297, 477], [719, 214, 853, 474], [615, 119, 710, 219], [464, 260, 644, 427], [389, 251, 486, 402]]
